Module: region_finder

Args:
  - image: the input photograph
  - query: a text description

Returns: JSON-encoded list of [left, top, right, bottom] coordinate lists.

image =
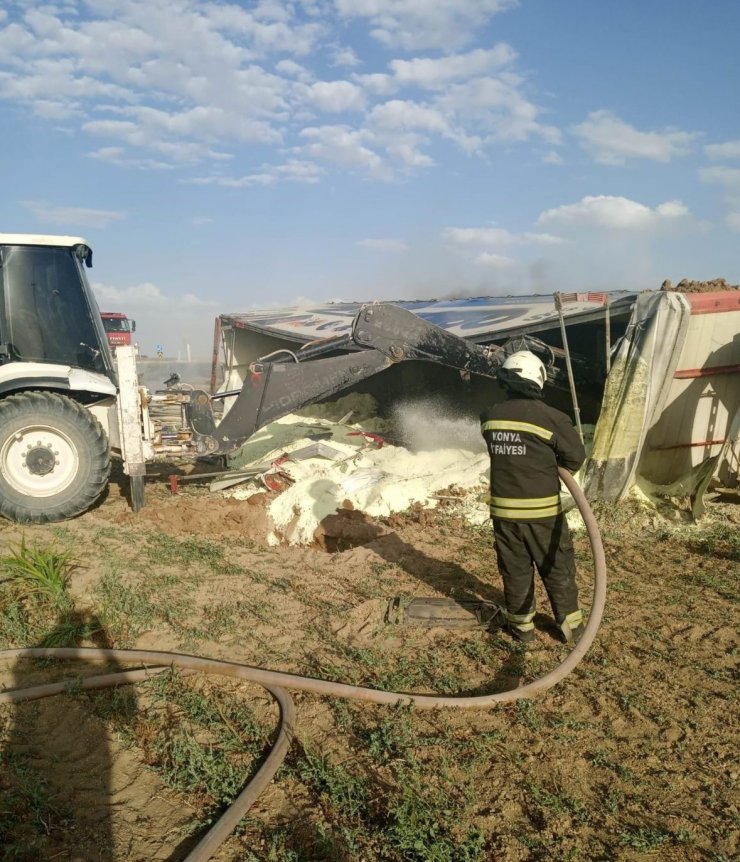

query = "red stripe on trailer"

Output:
[[685, 292, 740, 315], [654, 439, 726, 450], [674, 363, 740, 379]]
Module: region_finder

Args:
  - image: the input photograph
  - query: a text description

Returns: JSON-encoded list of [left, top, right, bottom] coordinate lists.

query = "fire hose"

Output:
[[0, 469, 606, 861]]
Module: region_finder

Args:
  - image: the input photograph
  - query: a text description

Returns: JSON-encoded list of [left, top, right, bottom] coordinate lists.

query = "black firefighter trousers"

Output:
[[492, 515, 580, 630]]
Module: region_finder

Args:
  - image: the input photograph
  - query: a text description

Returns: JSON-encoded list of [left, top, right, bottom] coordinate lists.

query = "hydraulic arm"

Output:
[[183, 303, 554, 456]]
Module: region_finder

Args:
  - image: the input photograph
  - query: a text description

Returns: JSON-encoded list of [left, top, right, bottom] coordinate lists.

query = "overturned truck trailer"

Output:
[[213, 293, 636, 431], [583, 287, 740, 513], [213, 287, 739, 514]]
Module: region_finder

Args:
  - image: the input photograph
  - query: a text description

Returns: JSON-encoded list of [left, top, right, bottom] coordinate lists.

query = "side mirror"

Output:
[[131, 321, 136, 332]]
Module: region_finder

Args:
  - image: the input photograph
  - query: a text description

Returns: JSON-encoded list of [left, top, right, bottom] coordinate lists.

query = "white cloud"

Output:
[[333, 46, 360, 67], [537, 195, 690, 230], [273, 159, 325, 182], [93, 281, 168, 309], [726, 213, 740, 231], [699, 165, 740, 192], [299, 125, 390, 179], [572, 110, 699, 165], [475, 252, 517, 268], [434, 75, 561, 144], [443, 226, 565, 247], [389, 45, 517, 88], [187, 158, 323, 186], [21, 200, 126, 229], [382, 135, 435, 168], [353, 72, 397, 96], [92, 280, 216, 311], [334, 0, 518, 50], [358, 238, 408, 251], [275, 59, 312, 80], [368, 100, 449, 132], [700, 165, 740, 216], [91, 279, 217, 358], [32, 98, 82, 119], [304, 80, 366, 112], [542, 150, 563, 165], [0, 0, 561, 183], [705, 140, 740, 160], [87, 146, 174, 171]]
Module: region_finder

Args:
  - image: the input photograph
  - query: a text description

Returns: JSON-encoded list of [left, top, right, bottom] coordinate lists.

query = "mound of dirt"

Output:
[[111, 493, 271, 541], [661, 277, 739, 293], [314, 507, 387, 552]]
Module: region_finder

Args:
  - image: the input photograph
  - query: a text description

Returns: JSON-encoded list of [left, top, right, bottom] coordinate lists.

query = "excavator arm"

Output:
[[185, 303, 554, 455]]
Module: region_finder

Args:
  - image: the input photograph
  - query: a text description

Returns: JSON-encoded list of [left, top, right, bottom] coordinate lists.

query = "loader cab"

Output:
[[0, 235, 115, 383]]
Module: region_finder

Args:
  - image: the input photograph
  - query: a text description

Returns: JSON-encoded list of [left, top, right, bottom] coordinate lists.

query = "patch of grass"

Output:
[[381, 762, 486, 862], [102, 671, 274, 815], [515, 699, 543, 732], [687, 521, 740, 561], [589, 749, 636, 781], [288, 740, 487, 862], [145, 533, 243, 574], [0, 600, 32, 647], [296, 743, 370, 820], [93, 571, 156, 646], [616, 690, 643, 713], [148, 670, 266, 756], [242, 831, 316, 862], [0, 540, 75, 610], [0, 541, 88, 648], [149, 728, 246, 802], [358, 703, 416, 763], [0, 751, 71, 852], [619, 826, 670, 851], [525, 778, 589, 825]]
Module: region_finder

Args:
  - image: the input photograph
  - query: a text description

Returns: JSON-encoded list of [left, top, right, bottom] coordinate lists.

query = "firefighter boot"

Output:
[[506, 610, 536, 645], [559, 610, 584, 646]]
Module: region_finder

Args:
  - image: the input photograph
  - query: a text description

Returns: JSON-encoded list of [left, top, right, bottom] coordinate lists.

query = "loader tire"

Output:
[[0, 392, 111, 524]]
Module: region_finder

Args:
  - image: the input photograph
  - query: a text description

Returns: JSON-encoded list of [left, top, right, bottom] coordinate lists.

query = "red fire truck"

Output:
[[101, 312, 136, 349]]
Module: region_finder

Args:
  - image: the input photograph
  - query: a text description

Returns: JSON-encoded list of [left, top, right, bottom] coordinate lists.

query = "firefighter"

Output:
[[480, 350, 586, 646]]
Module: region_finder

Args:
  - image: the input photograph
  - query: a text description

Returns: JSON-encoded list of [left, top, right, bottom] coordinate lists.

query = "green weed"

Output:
[[526, 778, 588, 825], [687, 522, 740, 561], [150, 729, 245, 802], [619, 826, 669, 851], [145, 533, 243, 573], [383, 762, 486, 862], [296, 743, 369, 820], [93, 571, 156, 646], [0, 751, 71, 851], [359, 703, 416, 762], [515, 699, 543, 731], [589, 749, 635, 781], [0, 540, 75, 610], [0, 541, 87, 648], [0, 600, 32, 646], [105, 671, 274, 813]]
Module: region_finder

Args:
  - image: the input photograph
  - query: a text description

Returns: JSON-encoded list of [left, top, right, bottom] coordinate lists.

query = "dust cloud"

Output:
[[391, 398, 486, 453]]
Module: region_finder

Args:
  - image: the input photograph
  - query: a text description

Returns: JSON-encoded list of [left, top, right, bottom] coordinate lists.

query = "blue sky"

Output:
[[1, 0, 739, 357]]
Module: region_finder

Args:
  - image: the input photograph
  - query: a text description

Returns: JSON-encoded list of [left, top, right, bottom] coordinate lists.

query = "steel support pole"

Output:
[[554, 292, 584, 443]]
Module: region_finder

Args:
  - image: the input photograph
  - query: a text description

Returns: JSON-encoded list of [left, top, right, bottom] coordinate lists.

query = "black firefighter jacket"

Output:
[[480, 396, 586, 522]]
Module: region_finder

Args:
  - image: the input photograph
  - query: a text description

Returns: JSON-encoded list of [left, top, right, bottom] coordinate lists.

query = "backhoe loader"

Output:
[[0, 234, 553, 523]]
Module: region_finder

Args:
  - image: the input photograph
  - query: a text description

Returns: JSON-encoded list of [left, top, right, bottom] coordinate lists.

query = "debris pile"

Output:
[[660, 277, 739, 293], [222, 402, 491, 546]]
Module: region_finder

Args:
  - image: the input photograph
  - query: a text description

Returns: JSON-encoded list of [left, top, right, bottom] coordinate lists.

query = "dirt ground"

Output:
[[0, 471, 738, 862]]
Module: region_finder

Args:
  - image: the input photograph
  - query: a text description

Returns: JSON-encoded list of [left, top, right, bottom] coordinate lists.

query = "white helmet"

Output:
[[502, 350, 546, 390]]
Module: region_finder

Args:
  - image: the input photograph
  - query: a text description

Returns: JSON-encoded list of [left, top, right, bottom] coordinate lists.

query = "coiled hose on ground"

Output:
[[0, 469, 606, 861]]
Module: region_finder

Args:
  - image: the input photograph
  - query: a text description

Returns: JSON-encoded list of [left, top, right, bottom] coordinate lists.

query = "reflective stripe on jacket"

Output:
[[480, 396, 585, 522]]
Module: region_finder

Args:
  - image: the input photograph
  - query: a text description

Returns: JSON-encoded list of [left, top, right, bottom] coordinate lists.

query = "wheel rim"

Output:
[[0, 423, 80, 498]]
